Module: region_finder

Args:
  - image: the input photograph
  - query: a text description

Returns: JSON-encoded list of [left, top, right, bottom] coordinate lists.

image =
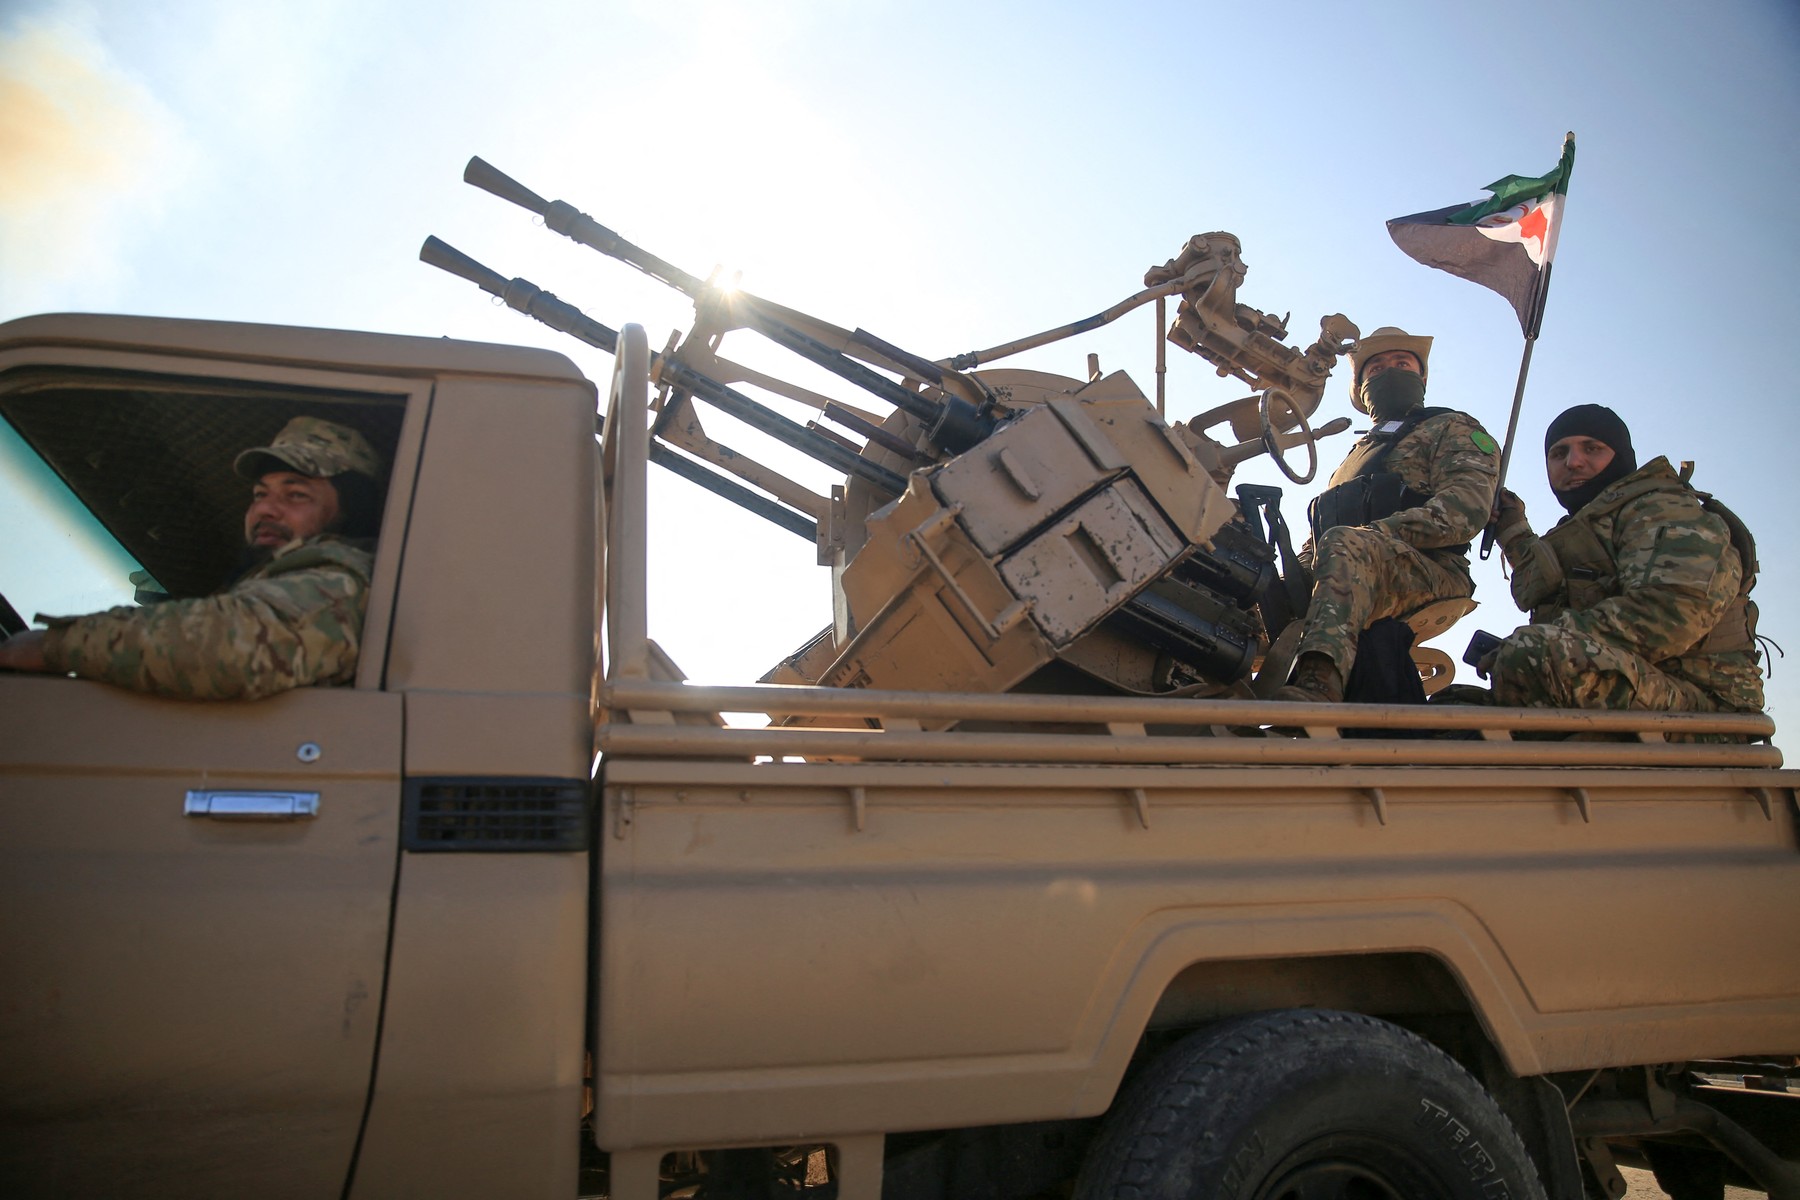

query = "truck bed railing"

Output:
[[602, 323, 651, 685], [598, 679, 1780, 769]]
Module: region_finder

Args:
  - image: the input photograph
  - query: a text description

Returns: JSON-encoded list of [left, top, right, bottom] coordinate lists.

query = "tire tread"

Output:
[[1074, 1009, 1547, 1200]]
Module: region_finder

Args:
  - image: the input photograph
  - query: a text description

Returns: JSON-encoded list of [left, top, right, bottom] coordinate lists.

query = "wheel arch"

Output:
[[1132, 950, 1538, 1119], [1075, 903, 1547, 1113], [1075, 931, 1579, 1197]]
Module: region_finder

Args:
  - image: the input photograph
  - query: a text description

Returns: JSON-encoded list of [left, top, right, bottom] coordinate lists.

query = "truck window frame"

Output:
[[0, 354, 433, 694]]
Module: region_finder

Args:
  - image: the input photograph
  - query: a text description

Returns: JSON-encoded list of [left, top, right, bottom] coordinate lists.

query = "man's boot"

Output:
[[1272, 651, 1344, 705]]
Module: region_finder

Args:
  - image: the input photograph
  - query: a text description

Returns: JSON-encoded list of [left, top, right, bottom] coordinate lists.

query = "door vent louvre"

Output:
[[403, 778, 589, 852]]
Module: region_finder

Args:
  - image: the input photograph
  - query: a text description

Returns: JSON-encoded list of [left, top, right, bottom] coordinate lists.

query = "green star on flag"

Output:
[[1386, 134, 1575, 336]]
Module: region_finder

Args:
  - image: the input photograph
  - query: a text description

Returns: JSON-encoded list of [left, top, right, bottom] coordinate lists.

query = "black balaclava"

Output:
[[1544, 403, 1638, 513], [1361, 365, 1427, 421]]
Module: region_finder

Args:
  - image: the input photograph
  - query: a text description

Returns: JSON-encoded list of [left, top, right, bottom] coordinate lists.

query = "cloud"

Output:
[[0, 17, 192, 314]]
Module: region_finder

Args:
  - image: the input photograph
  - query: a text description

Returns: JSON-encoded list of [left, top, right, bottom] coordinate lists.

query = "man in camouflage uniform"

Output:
[[0, 416, 383, 701], [1273, 327, 1501, 703], [1489, 404, 1762, 712]]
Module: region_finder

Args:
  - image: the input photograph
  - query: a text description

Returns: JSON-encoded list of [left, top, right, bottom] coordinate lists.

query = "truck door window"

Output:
[[0, 415, 149, 620], [0, 366, 406, 632]]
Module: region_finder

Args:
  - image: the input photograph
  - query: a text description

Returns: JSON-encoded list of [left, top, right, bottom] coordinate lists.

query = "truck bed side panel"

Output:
[[595, 761, 1800, 1149]]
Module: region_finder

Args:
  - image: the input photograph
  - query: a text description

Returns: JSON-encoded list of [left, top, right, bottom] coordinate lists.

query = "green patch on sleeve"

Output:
[[1471, 430, 1499, 455]]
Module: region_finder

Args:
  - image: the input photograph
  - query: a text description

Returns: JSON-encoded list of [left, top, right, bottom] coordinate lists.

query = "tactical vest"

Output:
[[1537, 467, 1757, 657], [1308, 407, 1468, 551]]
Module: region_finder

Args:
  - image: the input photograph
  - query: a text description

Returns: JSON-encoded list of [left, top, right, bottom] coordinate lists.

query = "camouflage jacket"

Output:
[[1302, 409, 1500, 568], [1499, 457, 1762, 711], [40, 535, 374, 701]]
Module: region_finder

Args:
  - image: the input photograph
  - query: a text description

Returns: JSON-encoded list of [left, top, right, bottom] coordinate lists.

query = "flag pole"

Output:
[[1480, 132, 1572, 560], [1480, 263, 1552, 560]]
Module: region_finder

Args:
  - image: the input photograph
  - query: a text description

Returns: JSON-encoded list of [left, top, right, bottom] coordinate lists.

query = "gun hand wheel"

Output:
[[1259, 388, 1317, 485]]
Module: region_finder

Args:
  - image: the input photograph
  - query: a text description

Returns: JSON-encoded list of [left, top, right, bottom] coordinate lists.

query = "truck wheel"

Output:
[[1074, 1009, 1548, 1200]]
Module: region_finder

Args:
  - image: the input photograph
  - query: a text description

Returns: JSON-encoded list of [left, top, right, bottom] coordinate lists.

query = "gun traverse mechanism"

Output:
[[424, 159, 1365, 704]]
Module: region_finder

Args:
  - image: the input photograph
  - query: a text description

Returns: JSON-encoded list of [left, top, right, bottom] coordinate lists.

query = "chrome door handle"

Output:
[[184, 790, 320, 821]]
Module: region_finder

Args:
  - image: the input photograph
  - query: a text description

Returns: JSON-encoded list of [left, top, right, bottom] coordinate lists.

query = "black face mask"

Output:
[[1361, 368, 1426, 421]]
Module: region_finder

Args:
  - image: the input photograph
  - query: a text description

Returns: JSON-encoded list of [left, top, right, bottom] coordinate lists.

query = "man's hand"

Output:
[[0, 630, 49, 672], [1492, 488, 1531, 547]]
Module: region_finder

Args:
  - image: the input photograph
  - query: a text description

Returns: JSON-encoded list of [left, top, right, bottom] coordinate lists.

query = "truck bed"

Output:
[[593, 679, 1798, 1153]]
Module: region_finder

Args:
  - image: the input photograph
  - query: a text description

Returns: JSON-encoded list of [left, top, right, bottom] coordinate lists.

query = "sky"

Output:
[[3, 0, 1798, 744]]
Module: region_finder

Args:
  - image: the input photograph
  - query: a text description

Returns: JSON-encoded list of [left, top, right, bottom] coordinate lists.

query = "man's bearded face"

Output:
[[1546, 435, 1616, 493], [244, 470, 342, 552]]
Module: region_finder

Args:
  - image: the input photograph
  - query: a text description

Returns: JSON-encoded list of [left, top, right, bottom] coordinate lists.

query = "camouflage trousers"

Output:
[[1493, 623, 1719, 711], [1295, 526, 1473, 677]]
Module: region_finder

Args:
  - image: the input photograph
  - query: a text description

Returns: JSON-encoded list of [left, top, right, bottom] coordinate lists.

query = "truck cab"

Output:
[[0, 314, 596, 1196]]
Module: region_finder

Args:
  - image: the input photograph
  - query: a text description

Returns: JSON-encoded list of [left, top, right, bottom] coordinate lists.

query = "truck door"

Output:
[[0, 351, 419, 1199], [0, 680, 402, 1199]]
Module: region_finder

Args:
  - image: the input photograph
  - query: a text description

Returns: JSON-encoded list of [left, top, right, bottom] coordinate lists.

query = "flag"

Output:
[[1387, 134, 1575, 336]]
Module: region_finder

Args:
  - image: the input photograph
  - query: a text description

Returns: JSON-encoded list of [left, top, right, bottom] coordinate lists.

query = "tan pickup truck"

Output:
[[1, 313, 1796, 1200]]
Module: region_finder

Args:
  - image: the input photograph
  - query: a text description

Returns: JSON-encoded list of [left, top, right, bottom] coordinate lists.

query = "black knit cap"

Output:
[[1544, 403, 1634, 462]]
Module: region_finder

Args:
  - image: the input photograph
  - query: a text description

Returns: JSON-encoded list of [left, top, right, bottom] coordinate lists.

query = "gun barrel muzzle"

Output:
[[420, 235, 508, 298], [464, 156, 551, 216]]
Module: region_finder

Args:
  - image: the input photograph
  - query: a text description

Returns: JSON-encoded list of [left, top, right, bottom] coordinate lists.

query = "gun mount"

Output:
[[425, 158, 1370, 704], [1148, 233, 1361, 457]]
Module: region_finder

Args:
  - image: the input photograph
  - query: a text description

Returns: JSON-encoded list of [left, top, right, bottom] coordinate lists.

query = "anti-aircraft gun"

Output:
[[423, 158, 1365, 704]]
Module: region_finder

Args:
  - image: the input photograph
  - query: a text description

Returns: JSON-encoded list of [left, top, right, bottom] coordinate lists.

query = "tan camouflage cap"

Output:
[[234, 416, 382, 481]]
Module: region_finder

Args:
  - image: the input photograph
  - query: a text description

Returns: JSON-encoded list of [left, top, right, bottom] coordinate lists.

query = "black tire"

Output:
[[1074, 1009, 1548, 1200]]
